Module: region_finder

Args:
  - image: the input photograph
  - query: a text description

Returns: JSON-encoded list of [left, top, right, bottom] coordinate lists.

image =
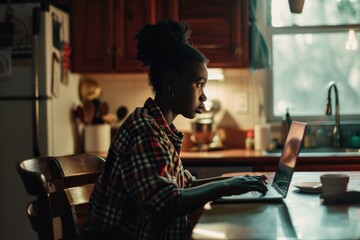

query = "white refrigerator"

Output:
[[0, 3, 80, 239]]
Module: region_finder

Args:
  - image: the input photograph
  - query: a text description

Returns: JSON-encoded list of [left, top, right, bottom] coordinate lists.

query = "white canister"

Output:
[[254, 124, 271, 151], [84, 124, 111, 153]]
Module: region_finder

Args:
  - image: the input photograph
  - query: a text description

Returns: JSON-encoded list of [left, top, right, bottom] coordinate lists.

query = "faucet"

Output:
[[325, 81, 341, 147]]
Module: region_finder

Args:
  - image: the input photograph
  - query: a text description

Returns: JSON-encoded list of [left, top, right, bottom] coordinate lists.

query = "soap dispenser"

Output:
[[281, 108, 292, 145]]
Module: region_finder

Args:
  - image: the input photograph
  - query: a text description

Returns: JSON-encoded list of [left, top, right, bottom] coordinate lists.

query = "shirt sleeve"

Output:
[[183, 169, 196, 188]]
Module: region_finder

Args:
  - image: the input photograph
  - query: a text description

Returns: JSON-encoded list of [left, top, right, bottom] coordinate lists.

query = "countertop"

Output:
[[92, 148, 360, 171], [180, 148, 360, 161], [179, 149, 360, 171]]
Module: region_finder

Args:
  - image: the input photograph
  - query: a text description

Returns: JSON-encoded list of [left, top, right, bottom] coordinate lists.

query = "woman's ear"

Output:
[[164, 71, 178, 91]]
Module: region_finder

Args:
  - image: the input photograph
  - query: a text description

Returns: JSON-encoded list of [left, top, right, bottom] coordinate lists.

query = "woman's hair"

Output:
[[135, 19, 207, 91]]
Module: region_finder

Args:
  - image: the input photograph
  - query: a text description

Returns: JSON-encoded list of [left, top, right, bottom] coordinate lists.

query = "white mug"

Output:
[[320, 174, 349, 196]]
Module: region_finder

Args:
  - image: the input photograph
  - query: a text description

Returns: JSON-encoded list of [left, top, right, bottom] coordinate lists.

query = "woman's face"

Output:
[[172, 62, 208, 119]]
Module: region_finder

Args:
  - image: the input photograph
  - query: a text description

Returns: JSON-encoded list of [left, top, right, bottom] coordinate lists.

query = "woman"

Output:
[[83, 19, 267, 240]]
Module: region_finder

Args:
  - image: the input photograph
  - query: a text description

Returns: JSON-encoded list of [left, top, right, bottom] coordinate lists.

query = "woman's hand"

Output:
[[223, 175, 268, 196], [177, 175, 268, 216]]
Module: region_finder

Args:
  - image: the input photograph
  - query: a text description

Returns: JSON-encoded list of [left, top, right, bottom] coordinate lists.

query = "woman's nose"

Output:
[[200, 94, 207, 102]]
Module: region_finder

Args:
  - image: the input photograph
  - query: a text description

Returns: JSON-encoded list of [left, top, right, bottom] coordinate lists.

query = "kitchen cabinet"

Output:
[[71, 0, 249, 73], [160, 0, 249, 68], [71, 0, 157, 73]]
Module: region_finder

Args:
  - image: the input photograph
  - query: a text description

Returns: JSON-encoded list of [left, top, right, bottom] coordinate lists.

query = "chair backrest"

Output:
[[16, 153, 105, 240]]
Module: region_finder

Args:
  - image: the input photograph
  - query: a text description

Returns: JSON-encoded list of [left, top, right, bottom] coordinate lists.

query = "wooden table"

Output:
[[191, 172, 360, 240]]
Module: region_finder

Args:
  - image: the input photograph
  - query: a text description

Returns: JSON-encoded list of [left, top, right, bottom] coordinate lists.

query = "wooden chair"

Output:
[[16, 153, 105, 240]]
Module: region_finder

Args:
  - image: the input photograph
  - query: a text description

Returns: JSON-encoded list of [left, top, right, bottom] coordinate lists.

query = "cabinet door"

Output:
[[114, 0, 156, 72], [160, 0, 249, 68], [71, 0, 114, 72]]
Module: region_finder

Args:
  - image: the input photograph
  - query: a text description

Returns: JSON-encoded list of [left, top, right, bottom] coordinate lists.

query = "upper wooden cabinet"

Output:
[[160, 0, 249, 68], [70, 0, 249, 73], [71, 0, 156, 73], [71, 0, 114, 72], [115, 0, 156, 72]]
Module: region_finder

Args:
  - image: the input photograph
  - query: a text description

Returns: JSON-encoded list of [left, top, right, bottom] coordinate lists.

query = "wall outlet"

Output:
[[234, 91, 248, 113]]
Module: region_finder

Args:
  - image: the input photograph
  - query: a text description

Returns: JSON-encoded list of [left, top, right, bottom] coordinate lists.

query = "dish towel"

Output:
[[249, 0, 270, 71]]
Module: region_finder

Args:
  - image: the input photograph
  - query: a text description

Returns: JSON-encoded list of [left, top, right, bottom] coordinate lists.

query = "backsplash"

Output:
[[83, 69, 268, 132], [79, 70, 360, 150]]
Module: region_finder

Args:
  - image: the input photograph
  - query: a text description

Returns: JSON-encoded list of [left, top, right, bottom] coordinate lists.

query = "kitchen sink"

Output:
[[266, 147, 360, 153], [301, 147, 360, 153]]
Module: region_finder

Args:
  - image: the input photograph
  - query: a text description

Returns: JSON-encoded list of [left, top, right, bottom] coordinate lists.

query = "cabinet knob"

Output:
[[107, 47, 112, 55], [116, 47, 121, 55], [106, 47, 121, 55], [233, 47, 242, 56]]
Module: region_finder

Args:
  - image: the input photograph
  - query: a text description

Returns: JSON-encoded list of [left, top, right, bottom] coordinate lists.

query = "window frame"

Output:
[[264, 2, 360, 124]]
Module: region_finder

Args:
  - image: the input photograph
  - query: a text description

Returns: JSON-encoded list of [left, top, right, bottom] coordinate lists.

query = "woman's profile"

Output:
[[82, 19, 267, 240]]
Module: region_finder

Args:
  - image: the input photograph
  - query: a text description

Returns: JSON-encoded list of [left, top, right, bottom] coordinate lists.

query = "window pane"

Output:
[[272, 0, 360, 27], [272, 32, 360, 116]]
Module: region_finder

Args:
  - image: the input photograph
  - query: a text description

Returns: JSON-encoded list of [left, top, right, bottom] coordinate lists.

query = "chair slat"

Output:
[[16, 153, 105, 240]]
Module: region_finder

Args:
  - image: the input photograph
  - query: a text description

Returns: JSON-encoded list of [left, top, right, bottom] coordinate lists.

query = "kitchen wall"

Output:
[[83, 68, 269, 133]]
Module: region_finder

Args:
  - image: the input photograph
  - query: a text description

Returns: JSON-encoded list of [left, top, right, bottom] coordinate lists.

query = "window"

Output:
[[266, 0, 360, 122]]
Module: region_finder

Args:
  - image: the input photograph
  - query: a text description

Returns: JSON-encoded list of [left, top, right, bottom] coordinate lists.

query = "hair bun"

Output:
[[135, 19, 191, 67]]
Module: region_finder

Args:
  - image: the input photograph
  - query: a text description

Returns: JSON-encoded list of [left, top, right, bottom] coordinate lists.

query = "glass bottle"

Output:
[[245, 130, 255, 150]]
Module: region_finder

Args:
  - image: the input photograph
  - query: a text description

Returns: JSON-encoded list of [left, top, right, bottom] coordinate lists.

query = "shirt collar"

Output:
[[144, 97, 183, 144]]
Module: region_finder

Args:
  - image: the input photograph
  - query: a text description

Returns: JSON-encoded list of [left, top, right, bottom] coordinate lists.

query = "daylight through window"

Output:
[[267, 0, 360, 121]]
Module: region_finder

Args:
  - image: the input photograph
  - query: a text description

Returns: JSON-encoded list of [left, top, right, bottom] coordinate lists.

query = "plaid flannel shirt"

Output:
[[84, 98, 194, 240]]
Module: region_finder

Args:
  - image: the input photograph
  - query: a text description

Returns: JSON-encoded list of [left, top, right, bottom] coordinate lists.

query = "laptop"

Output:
[[214, 121, 307, 203]]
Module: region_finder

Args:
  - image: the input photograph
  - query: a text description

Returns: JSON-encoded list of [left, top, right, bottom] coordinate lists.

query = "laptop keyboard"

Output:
[[250, 191, 261, 197], [247, 186, 277, 198], [213, 184, 284, 203], [239, 190, 261, 198]]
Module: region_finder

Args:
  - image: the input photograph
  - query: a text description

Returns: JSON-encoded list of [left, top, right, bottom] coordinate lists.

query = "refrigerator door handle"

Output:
[[32, 7, 41, 157]]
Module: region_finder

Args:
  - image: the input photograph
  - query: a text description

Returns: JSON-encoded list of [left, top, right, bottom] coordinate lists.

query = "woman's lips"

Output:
[[196, 104, 205, 113]]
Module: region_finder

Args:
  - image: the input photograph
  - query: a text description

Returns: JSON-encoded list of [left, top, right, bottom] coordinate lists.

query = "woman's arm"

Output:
[[190, 172, 265, 186], [191, 176, 231, 187], [175, 175, 267, 217]]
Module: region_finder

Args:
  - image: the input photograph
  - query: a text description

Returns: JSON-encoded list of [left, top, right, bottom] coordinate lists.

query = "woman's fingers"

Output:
[[251, 185, 268, 195], [252, 178, 268, 192], [250, 175, 268, 185], [231, 176, 268, 194]]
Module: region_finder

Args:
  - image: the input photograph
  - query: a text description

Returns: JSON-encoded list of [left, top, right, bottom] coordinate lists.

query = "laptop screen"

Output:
[[272, 121, 307, 196]]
